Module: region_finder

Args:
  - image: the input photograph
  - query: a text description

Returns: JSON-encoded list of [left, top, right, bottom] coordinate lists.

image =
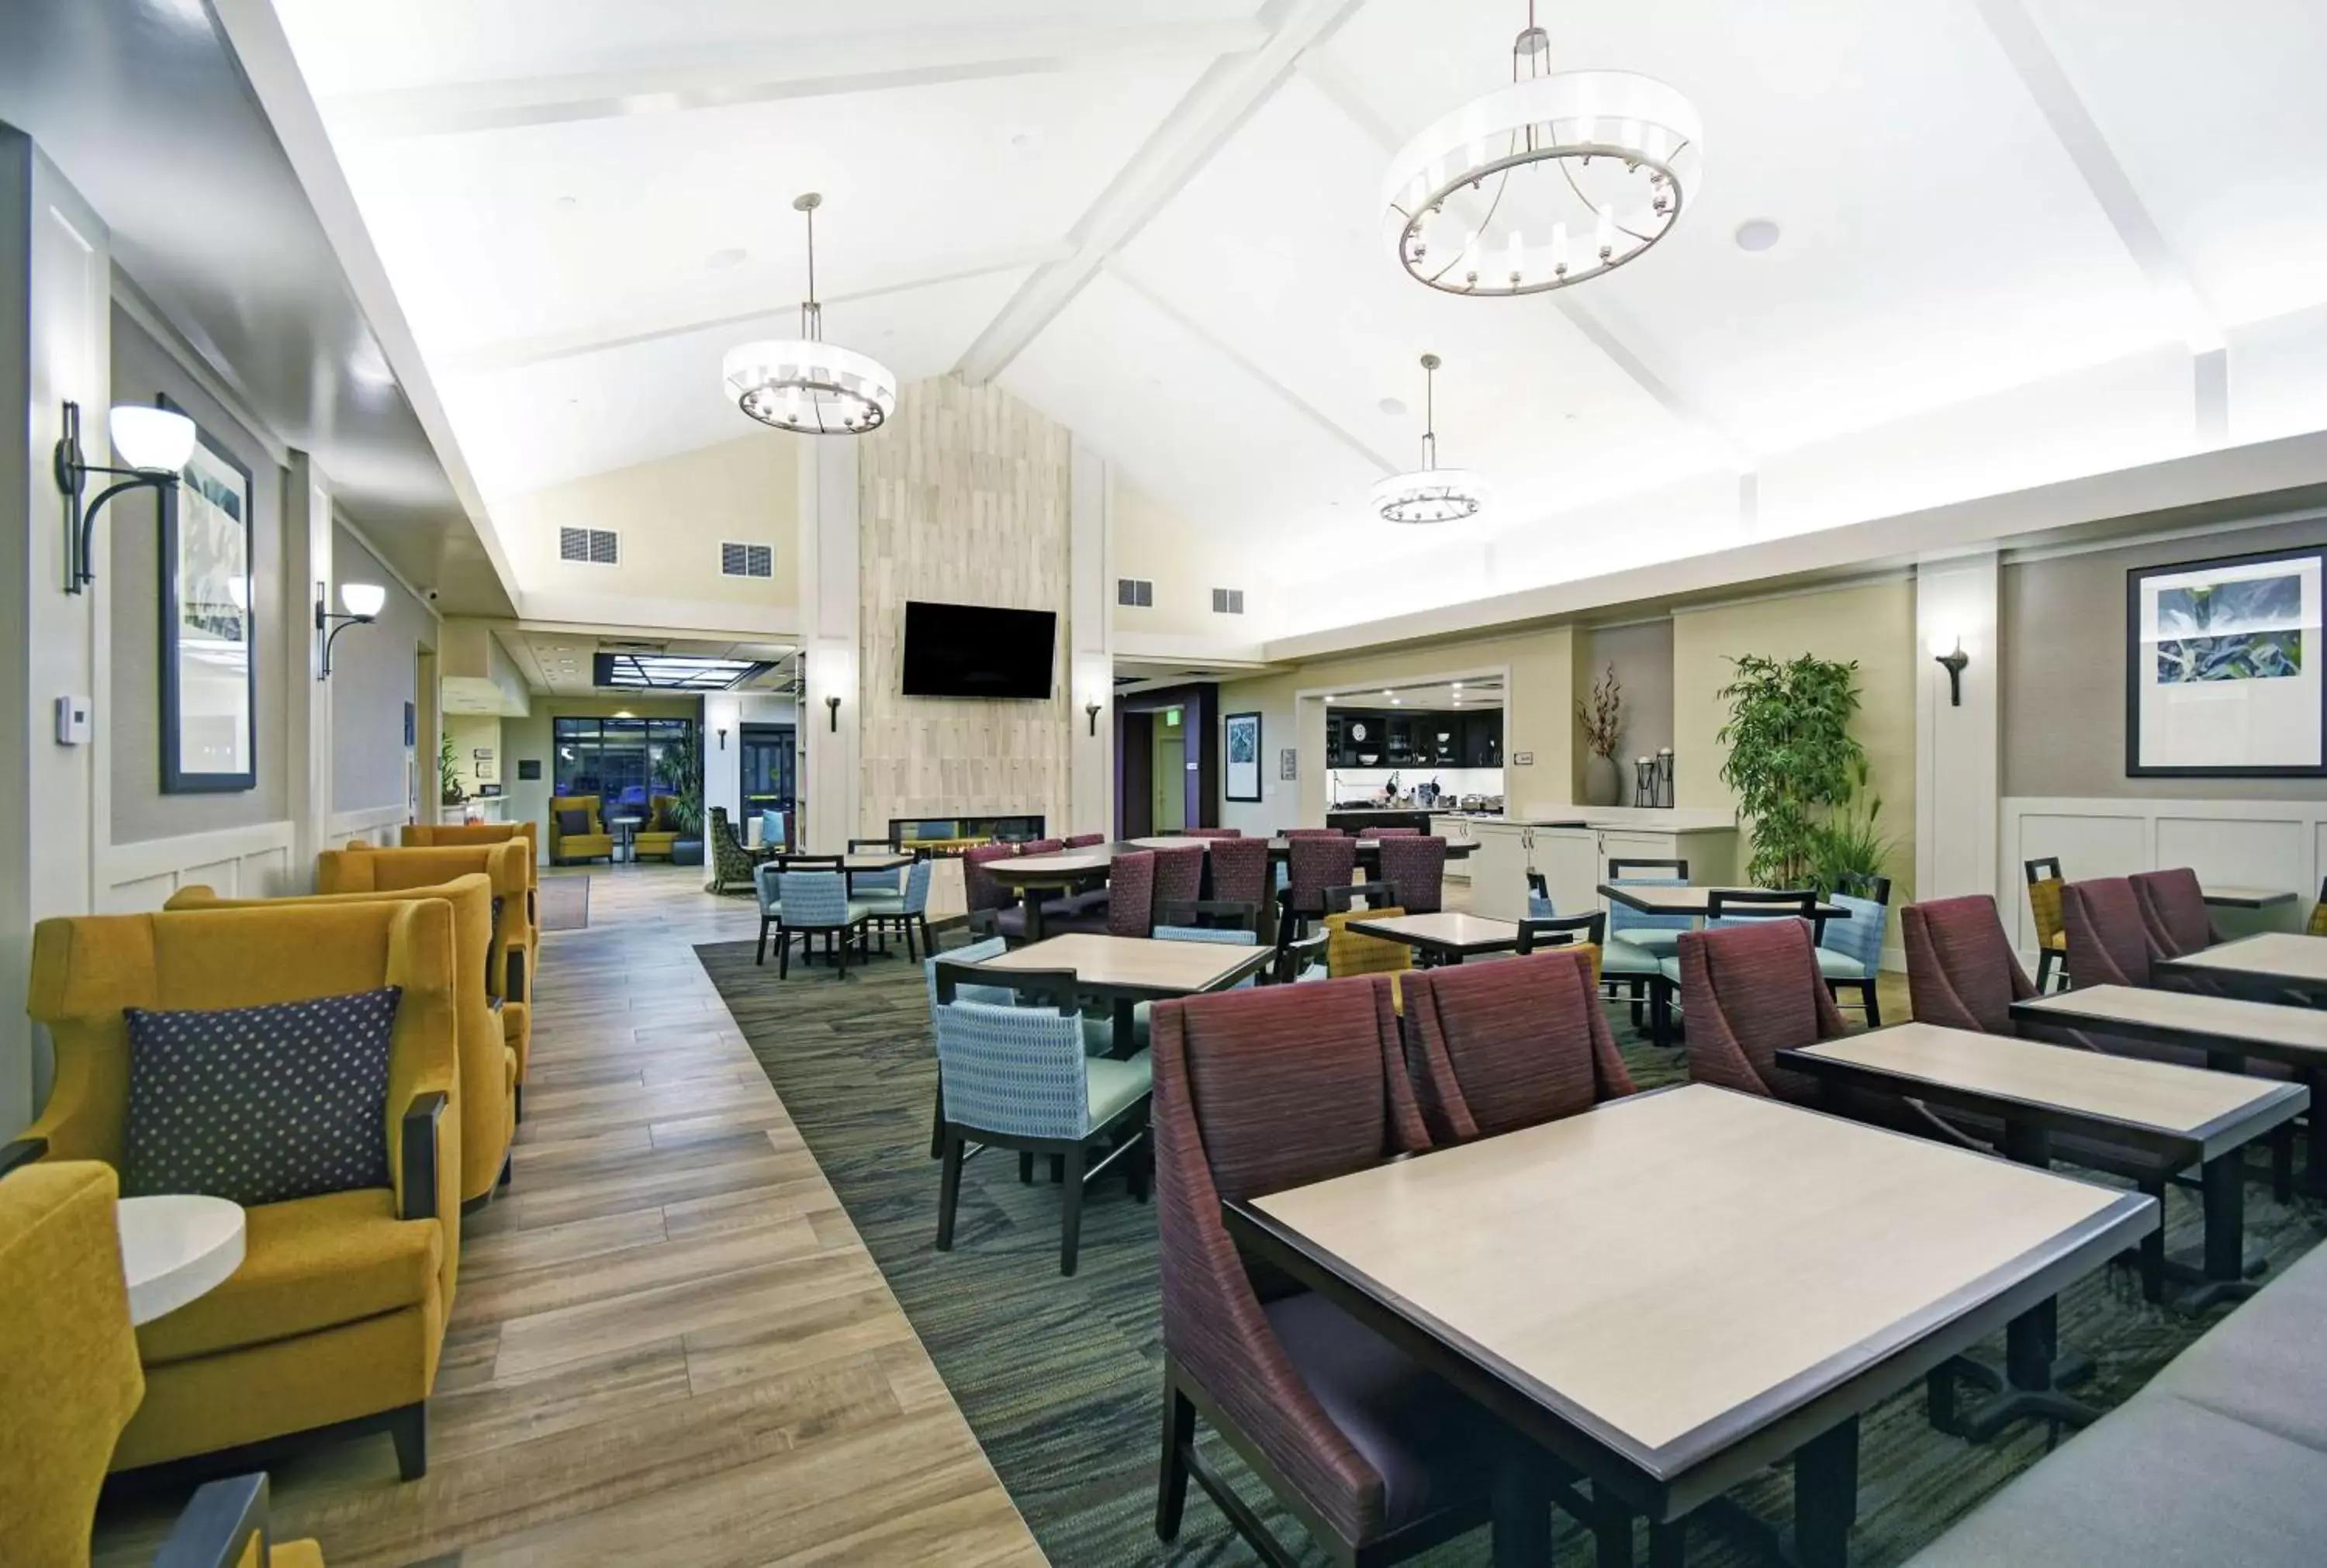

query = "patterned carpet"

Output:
[[697, 936, 2327, 1567]]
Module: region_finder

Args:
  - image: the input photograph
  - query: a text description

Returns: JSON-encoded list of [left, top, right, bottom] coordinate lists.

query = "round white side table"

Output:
[[118, 1194, 245, 1325]]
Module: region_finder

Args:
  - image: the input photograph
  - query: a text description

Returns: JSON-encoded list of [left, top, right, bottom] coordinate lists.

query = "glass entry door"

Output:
[[740, 724, 796, 848]]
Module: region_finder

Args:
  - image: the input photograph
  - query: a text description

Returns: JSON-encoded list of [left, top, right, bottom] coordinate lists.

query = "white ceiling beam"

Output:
[[320, 20, 1270, 140], [1972, 0, 2221, 352], [953, 0, 1370, 386], [1297, 50, 1750, 475], [440, 244, 1071, 376]]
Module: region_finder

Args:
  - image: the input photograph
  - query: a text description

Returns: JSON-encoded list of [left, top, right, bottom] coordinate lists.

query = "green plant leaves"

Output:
[[1715, 653, 1868, 886]]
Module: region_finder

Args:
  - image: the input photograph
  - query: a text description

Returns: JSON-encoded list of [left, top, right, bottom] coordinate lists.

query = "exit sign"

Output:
[[1511, 751, 1534, 765]]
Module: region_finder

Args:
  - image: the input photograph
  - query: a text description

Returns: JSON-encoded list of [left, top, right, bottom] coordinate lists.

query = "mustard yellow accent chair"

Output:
[[633, 794, 683, 861], [1323, 903, 1411, 1012], [0, 1156, 327, 1566], [549, 795, 613, 865], [165, 875, 513, 1210], [320, 841, 534, 1080], [21, 900, 460, 1479], [2024, 856, 2069, 993], [402, 821, 538, 926]]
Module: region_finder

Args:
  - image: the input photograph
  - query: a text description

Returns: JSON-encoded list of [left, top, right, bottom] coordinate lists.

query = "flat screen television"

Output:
[[901, 600, 1056, 699]]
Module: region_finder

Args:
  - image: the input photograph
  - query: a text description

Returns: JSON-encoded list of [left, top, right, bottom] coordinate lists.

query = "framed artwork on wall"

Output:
[[1225, 712, 1263, 802], [1280, 747, 1298, 781], [2126, 544, 2326, 777], [157, 397, 258, 793]]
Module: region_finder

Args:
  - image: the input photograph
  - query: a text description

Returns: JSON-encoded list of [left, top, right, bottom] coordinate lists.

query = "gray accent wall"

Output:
[[109, 306, 289, 841], [330, 522, 432, 813], [2001, 515, 2327, 800]]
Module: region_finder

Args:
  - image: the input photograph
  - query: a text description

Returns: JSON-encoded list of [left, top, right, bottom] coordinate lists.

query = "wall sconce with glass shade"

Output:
[[1930, 633, 1970, 707], [316, 580, 387, 679], [52, 400, 198, 592]]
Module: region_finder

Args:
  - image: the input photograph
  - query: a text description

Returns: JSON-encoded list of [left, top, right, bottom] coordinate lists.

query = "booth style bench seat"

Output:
[[1907, 1242, 2327, 1567]]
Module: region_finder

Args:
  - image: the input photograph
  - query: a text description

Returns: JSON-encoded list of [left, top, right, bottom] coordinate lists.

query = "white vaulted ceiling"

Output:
[[251, 0, 2327, 631]]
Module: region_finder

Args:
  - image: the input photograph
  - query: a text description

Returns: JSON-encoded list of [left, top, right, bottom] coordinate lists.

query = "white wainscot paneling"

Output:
[[2003, 797, 2324, 958], [329, 806, 412, 847], [100, 823, 299, 912]]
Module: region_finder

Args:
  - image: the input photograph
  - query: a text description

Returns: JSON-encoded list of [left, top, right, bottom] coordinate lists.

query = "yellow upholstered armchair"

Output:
[[549, 795, 613, 865], [403, 820, 538, 926], [167, 873, 514, 1210], [319, 842, 534, 1103], [19, 900, 459, 1479], [0, 1158, 326, 1566], [633, 794, 682, 861]]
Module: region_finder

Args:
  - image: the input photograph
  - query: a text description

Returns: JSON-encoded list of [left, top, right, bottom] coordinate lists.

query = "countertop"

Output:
[[1469, 806, 1738, 833]]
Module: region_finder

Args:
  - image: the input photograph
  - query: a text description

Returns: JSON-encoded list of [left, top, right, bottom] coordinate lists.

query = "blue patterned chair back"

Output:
[[1819, 892, 1888, 970], [1608, 876, 1693, 936], [1528, 892, 1556, 919], [780, 870, 848, 926], [853, 854, 904, 895], [925, 936, 1015, 1011], [752, 862, 783, 916], [898, 857, 932, 914], [932, 999, 1092, 1141]]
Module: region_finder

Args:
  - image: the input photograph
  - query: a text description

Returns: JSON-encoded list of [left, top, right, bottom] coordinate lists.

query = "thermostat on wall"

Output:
[[55, 695, 92, 745]]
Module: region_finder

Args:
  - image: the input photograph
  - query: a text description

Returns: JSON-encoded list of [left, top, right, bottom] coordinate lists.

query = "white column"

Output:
[[797, 437, 859, 853], [702, 690, 743, 832], [282, 454, 333, 882], [0, 133, 109, 1129], [1070, 442, 1115, 837], [1915, 551, 2001, 903]]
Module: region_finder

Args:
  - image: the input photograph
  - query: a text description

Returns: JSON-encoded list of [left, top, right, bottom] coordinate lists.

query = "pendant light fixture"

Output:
[[1372, 354, 1488, 524], [1381, 1, 1701, 297], [722, 193, 898, 435]]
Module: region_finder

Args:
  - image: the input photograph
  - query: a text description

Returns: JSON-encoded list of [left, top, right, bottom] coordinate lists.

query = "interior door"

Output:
[[740, 724, 796, 846]]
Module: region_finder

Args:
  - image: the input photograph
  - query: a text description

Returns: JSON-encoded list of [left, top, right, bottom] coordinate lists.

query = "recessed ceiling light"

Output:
[[1734, 219, 1782, 253], [706, 247, 748, 270], [1378, 397, 1406, 417], [1381, 689, 1392, 697], [1451, 681, 1463, 689], [1390, 697, 1402, 706]]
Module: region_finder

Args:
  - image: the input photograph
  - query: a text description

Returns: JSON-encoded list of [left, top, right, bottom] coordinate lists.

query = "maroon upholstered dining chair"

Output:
[[1206, 836, 1271, 914], [1676, 920, 1845, 1105], [2130, 868, 2220, 960], [1063, 832, 1108, 848], [963, 843, 1019, 934], [1020, 837, 1064, 856], [2059, 877, 2156, 990], [1284, 836, 1359, 933], [1153, 843, 1206, 914], [1374, 836, 1448, 916], [1402, 951, 1634, 1143], [1280, 827, 1346, 838], [1152, 977, 1589, 1564], [1903, 895, 2035, 1035], [1108, 850, 1158, 939], [1184, 827, 1242, 838], [1367, 827, 1422, 838]]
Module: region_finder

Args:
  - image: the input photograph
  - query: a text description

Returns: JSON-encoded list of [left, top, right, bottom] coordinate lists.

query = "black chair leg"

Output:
[[1156, 1366, 1195, 1542], [755, 915, 769, 965], [1630, 978, 1647, 1031], [929, 1087, 947, 1161], [389, 1401, 427, 1481], [776, 926, 791, 979], [836, 927, 850, 981], [1050, 1153, 1065, 1184], [1862, 979, 1883, 1027], [904, 918, 918, 963], [1060, 1144, 1087, 1276], [1019, 1152, 1035, 1185], [935, 1132, 964, 1250]]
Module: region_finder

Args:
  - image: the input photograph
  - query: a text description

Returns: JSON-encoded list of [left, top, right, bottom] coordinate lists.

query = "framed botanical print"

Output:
[[2125, 544, 2325, 777], [1225, 711, 1262, 802], [158, 397, 258, 793]]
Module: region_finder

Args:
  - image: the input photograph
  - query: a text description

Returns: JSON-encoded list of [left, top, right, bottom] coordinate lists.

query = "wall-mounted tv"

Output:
[[901, 600, 1056, 699]]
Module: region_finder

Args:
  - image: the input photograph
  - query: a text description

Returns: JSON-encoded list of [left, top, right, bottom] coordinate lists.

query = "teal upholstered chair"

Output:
[[1094, 924, 1261, 1055], [1602, 872, 1689, 1045], [859, 857, 933, 960], [752, 862, 785, 965], [759, 809, 787, 852], [847, 838, 904, 895], [773, 870, 873, 979], [922, 936, 1011, 1157], [1527, 871, 1555, 920], [1817, 877, 1890, 1024], [929, 993, 1153, 1275], [1606, 860, 1693, 955]]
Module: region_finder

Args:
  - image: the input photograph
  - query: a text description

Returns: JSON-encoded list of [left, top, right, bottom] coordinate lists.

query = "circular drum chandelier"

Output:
[[1381, 2, 1702, 297], [1373, 354, 1488, 524], [722, 193, 898, 436]]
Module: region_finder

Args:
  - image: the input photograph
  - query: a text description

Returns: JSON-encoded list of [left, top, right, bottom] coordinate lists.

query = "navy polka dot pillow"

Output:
[[122, 987, 403, 1207]]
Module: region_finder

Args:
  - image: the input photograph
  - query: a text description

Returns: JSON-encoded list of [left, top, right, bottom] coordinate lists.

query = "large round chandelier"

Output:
[[722, 193, 898, 435], [1373, 354, 1488, 524], [1381, 2, 1701, 297]]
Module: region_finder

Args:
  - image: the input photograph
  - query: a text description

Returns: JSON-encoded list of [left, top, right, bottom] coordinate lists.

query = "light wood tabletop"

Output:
[[2015, 983, 2327, 1057], [842, 852, 914, 872], [1347, 911, 1522, 956], [1127, 836, 1215, 851], [1001, 851, 1115, 880], [2201, 885, 2298, 909], [1240, 1085, 2150, 1489], [978, 933, 1265, 994], [1596, 882, 1848, 920], [1784, 1021, 2306, 1161], [2158, 931, 2327, 987]]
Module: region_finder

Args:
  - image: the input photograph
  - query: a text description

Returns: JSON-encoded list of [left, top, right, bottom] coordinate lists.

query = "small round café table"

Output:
[[118, 1193, 245, 1325]]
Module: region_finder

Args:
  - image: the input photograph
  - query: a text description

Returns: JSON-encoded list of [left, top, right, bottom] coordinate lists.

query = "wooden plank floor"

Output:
[[94, 862, 1044, 1568]]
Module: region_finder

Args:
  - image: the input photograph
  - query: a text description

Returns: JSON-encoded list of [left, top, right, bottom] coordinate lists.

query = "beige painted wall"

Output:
[[490, 434, 800, 616], [1111, 481, 1263, 640], [856, 377, 1073, 834], [1672, 577, 1917, 901], [445, 713, 501, 796], [1214, 626, 1575, 833]]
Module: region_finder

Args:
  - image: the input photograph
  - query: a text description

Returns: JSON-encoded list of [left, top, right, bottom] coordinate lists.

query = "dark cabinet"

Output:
[[1460, 711, 1502, 768], [1329, 707, 1497, 768]]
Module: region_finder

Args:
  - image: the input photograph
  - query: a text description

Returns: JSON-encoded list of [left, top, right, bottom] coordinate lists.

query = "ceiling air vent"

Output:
[[1211, 588, 1245, 615], [558, 527, 619, 565], [1117, 577, 1153, 607], [720, 541, 774, 579]]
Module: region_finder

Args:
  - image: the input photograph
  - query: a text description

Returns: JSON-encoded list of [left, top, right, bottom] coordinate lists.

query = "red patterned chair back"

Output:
[[963, 844, 1018, 913], [1184, 827, 1241, 838], [2062, 877, 2153, 988], [1402, 952, 1633, 1142], [2130, 868, 2218, 958], [1206, 837, 1271, 909], [1020, 838, 1063, 856], [1903, 895, 2032, 1035], [1151, 976, 1428, 1543], [1366, 827, 1421, 838], [1280, 827, 1345, 838], [1108, 851, 1157, 938], [1153, 844, 1206, 911], [1063, 833, 1106, 848], [1373, 837, 1447, 915], [1677, 919, 1845, 1103], [1286, 837, 1358, 918]]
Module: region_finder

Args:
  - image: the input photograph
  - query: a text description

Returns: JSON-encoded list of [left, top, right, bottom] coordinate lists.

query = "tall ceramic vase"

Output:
[[1585, 751, 1622, 807]]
